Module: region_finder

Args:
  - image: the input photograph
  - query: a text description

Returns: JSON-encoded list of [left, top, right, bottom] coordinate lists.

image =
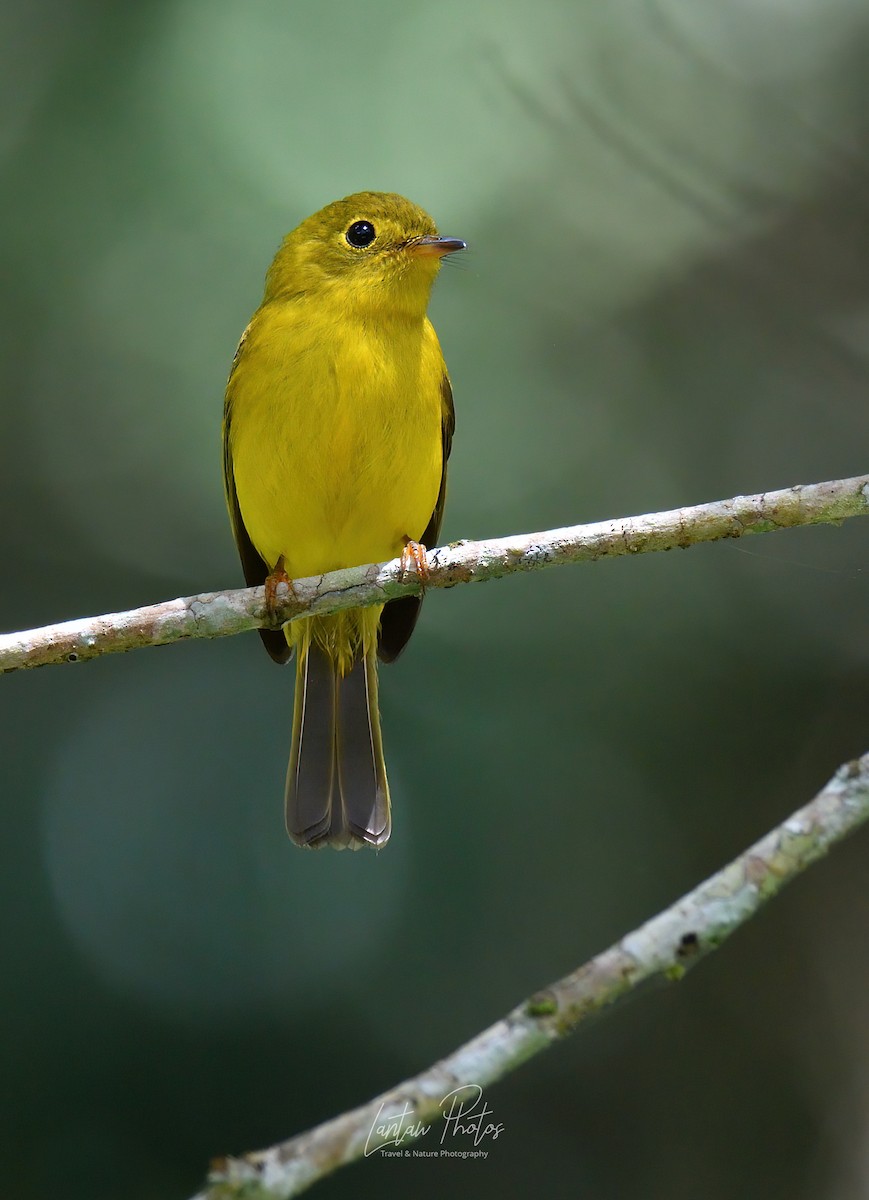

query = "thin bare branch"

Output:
[[1, 473, 866, 674], [195, 753, 869, 1198]]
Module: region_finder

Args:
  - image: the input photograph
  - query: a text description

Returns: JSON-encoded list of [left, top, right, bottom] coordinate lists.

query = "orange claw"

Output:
[[264, 555, 295, 618], [400, 538, 430, 584]]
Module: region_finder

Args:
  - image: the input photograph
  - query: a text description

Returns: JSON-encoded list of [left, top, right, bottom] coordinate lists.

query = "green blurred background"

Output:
[[2, 1, 868, 1197]]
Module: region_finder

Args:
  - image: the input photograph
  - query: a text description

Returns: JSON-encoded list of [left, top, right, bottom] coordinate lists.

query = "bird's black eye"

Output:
[[346, 220, 376, 248]]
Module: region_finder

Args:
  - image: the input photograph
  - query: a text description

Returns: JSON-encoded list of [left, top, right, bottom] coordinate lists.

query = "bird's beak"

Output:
[[409, 236, 467, 258]]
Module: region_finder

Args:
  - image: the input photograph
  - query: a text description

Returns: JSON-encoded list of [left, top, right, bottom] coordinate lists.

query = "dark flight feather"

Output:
[[377, 371, 455, 663], [222, 326, 292, 663]]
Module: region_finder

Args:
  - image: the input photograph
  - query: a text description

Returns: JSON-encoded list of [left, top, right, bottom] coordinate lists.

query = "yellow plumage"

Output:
[[222, 192, 463, 849]]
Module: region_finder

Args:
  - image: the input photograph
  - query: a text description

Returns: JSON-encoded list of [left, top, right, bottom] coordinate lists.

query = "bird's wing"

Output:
[[223, 325, 293, 664], [377, 371, 455, 664]]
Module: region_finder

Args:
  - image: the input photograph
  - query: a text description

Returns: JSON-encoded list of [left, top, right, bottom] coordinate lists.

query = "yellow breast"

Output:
[[227, 298, 445, 578]]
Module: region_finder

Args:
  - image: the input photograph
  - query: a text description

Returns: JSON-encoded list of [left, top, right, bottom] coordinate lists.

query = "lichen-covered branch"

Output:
[[1, 473, 866, 674], [195, 753, 869, 1199]]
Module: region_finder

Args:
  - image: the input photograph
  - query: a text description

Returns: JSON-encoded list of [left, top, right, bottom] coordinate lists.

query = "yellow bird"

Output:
[[223, 192, 464, 849]]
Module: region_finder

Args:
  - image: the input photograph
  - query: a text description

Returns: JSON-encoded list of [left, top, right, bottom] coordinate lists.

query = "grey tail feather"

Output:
[[285, 640, 391, 850]]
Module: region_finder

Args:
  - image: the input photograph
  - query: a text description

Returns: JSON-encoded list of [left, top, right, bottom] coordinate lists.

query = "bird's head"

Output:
[[264, 191, 465, 318]]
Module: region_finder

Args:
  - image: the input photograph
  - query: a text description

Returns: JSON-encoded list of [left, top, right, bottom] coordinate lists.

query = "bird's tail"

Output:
[[285, 624, 391, 850]]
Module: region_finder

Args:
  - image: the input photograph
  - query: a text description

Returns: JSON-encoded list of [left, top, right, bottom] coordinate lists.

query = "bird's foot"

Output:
[[264, 556, 296, 621], [400, 537, 430, 584]]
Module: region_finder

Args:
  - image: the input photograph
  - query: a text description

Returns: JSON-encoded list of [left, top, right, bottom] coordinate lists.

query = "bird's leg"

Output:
[[264, 555, 296, 621], [400, 536, 430, 584]]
